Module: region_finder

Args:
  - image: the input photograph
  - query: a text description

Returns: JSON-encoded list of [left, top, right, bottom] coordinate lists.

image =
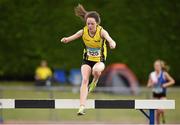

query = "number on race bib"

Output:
[[87, 48, 101, 57]]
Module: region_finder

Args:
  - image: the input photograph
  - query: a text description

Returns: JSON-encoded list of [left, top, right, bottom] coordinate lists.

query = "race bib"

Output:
[[87, 47, 101, 57], [152, 83, 163, 94]]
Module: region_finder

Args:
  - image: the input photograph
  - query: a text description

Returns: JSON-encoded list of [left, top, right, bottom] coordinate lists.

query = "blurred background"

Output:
[[0, 0, 180, 124]]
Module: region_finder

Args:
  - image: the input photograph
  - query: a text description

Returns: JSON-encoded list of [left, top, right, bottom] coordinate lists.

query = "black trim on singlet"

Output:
[[100, 39, 106, 62], [82, 28, 88, 60], [99, 27, 105, 62], [82, 45, 88, 60]]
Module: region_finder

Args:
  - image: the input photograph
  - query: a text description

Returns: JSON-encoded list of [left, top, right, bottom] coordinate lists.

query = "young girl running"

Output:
[[147, 59, 175, 124], [61, 4, 116, 115]]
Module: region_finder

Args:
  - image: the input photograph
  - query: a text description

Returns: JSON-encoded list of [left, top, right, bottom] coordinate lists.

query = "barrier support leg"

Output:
[[149, 109, 155, 125], [139, 109, 155, 125]]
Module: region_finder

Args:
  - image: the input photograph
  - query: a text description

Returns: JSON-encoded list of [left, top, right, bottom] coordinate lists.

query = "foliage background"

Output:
[[0, 0, 180, 83]]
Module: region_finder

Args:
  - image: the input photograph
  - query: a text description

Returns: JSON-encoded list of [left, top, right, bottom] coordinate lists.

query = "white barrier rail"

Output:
[[0, 99, 175, 125]]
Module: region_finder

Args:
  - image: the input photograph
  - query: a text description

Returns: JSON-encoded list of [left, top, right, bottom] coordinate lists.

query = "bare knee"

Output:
[[158, 109, 164, 114], [82, 78, 89, 85], [93, 70, 101, 76], [157, 109, 164, 116]]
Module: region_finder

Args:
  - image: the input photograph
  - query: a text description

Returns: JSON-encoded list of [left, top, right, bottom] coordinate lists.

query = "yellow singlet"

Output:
[[82, 25, 107, 62]]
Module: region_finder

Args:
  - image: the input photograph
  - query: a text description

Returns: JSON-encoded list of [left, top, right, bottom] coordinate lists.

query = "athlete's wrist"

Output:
[[162, 84, 167, 88]]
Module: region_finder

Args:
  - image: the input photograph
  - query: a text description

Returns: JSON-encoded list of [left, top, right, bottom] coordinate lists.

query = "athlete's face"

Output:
[[41, 60, 47, 67], [86, 17, 97, 33], [154, 61, 162, 72]]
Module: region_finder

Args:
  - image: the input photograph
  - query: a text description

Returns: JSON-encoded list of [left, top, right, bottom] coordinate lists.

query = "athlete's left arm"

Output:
[[163, 72, 175, 88], [61, 29, 83, 43], [101, 29, 116, 49]]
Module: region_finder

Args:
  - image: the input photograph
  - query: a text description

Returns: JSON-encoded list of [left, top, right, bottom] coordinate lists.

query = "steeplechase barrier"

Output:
[[0, 99, 175, 125]]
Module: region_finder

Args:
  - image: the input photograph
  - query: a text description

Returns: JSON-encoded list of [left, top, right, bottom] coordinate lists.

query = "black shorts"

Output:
[[82, 60, 104, 68], [153, 92, 166, 98]]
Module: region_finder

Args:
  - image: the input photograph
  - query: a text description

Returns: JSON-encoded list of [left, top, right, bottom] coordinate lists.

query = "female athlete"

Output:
[[147, 59, 175, 124], [61, 4, 116, 115]]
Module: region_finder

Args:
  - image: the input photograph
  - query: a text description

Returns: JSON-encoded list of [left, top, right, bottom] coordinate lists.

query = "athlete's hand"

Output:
[[61, 37, 69, 43], [162, 84, 168, 88], [109, 41, 116, 49]]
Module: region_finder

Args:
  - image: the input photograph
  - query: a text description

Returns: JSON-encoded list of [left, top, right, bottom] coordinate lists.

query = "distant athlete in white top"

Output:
[[147, 59, 175, 124]]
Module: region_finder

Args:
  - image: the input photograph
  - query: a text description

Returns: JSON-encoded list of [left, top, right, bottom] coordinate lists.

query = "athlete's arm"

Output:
[[147, 76, 154, 87], [101, 29, 116, 49], [61, 30, 83, 43], [162, 72, 175, 88]]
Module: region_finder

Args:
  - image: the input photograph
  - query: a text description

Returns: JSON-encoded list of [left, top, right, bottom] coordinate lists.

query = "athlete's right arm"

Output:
[[61, 29, 83, 43], [147, 75, 153, 88]]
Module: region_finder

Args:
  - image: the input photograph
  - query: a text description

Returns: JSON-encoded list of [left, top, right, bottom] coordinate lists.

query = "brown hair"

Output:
[[155, 59, 170, 72], [74, 4, 101, 24]]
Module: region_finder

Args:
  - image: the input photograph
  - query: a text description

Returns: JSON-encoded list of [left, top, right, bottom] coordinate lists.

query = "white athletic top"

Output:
[[150, 71, 166, 94]]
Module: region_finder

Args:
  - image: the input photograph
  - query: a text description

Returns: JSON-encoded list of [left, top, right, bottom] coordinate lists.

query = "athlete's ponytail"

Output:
[[155, 59, 170, 72], [160, 60, 170, 72], [74, 4, 87, 21], [74, 4, 101, 24]]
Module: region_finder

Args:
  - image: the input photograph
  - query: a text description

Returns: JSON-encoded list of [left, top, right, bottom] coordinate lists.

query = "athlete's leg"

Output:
[[155, 96, 166, 124], [89, 62, 105, 93], [78, 64, 91, 115], [160, 97, 166, 124], [80, 64, 91, 106], [92, 62, 105, 83], [156, 109, 161, 124], [154, 97, 161, 124]]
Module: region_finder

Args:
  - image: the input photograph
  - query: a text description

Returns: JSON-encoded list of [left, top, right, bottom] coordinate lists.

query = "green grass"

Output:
[[0, 82, 179, 124]]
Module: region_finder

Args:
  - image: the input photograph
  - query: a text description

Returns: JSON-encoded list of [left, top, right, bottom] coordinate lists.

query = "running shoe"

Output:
[[77, 105, 85, 115], [88, 82, 97, 93]]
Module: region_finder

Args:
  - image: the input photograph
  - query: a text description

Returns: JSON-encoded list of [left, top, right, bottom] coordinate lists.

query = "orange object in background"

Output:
[[98, 63, 139, 95]]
